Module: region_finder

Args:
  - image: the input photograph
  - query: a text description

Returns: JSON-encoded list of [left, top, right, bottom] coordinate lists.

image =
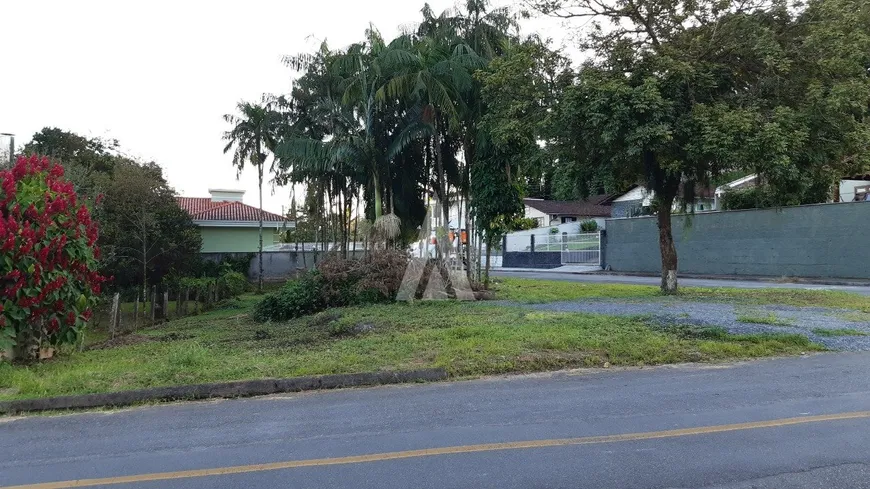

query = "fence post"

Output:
[[150, 286, 157, 324], [163, 292, 169, 322], [183, 289, 189, 315], [133, 295, 139, 332], [530, 234, 535, 253], [109, 293, 120, 339], [176, 290, 181, 318]]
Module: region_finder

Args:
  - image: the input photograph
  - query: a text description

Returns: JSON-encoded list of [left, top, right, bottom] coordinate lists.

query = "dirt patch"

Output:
[[89, 334, 153, 350]]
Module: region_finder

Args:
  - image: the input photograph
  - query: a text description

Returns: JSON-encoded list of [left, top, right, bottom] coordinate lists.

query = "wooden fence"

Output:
[[100, 284, 228, 338]]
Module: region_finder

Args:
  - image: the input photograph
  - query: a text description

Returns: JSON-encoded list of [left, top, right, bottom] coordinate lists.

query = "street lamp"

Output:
[[0, 133, 13, 167]]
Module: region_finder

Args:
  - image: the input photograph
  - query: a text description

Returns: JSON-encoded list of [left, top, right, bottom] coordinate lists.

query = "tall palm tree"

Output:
[[380, 31, 484, 228], [222, 100, 281, 292], [277, 31, 422, 223]]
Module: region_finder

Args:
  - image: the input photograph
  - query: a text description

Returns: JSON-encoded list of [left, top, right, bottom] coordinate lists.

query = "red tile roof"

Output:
[[176, 197, 285, 222]]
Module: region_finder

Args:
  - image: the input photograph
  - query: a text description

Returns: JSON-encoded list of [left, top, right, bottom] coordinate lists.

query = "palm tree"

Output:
[[276, 31, 424, 226], [222, 100, 282, 292], [380, 30, 483, 229]]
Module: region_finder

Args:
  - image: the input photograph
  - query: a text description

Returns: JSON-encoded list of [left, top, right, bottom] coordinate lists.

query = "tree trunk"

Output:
[[484, 235, 492, 289], [257, 164, 264, 293], [462, 140, 473, 280], [142, 230, 148, 303], [433, 128, 450, 229], [656, 199, 678, 294], [352, 190, 360, 254], [476, 228, 483, 282], [372, 171, 383, 220]]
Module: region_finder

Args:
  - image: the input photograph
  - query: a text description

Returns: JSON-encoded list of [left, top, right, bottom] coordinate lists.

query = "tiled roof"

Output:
[[176, 197, 285, 222], [523, 196, 613, 218]]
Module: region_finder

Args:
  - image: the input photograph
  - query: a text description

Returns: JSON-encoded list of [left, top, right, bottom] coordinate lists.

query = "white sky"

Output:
[[1, 0, 573, 215]]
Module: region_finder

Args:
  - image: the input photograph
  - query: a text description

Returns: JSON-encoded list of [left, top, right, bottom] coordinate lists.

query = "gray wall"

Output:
[[201, 251, 367, 281], [604, 202, 870, 279]]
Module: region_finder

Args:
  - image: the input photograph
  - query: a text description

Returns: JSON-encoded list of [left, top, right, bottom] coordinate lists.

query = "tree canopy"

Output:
[[228, 0, 869, 291], [23, 128, 202, 294]]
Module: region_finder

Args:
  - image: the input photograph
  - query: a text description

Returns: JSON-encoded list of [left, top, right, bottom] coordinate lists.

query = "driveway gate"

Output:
[[558, 232, 600, 265]]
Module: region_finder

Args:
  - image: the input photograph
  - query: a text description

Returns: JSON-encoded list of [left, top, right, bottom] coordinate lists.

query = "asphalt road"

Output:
[[4, 353, 870, 488], [492, 269, 870, 295]]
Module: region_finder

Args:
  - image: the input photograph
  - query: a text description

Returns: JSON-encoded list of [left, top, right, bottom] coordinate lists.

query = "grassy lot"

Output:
[[0, 282, 826, 401], [811, 328, 870, 337], [496, 278, 870, 310], [735, 311, 794, 327]]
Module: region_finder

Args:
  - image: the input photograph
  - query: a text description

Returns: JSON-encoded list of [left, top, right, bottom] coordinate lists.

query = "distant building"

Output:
[[177, 189, 291, 253], [611, 184, 716, 217], [522, 196, 614, 228]]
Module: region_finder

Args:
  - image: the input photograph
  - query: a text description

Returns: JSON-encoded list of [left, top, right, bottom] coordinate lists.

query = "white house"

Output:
[[610, 184, 716, 217], [838, 174, 870, 202], [713, 173, 870, 205], [523, 197, 613, 229]]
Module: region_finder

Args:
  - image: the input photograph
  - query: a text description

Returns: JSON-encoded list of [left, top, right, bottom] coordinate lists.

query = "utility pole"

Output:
[[0, 133, 13, 167]]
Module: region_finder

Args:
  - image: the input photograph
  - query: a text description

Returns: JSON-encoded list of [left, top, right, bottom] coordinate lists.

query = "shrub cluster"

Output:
[[579, 220, 598, 232], [253, 250, 409, 322]]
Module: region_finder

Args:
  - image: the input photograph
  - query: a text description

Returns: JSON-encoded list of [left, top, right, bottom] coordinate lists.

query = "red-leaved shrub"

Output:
[[0, 155, 106, 360]]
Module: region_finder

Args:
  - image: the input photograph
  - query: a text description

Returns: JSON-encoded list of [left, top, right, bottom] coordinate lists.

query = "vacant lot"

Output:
[[0, 279, 839, 401]]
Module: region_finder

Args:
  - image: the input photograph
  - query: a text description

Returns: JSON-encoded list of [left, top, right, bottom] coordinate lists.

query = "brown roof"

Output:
[[177, 197, 285, 222], [523, 196, 613, 218]]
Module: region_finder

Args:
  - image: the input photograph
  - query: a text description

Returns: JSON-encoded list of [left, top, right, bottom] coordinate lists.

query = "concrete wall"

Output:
[[604, 202, 870, 279], [199, 227, 279, 253], [201, 251, 367, 281]]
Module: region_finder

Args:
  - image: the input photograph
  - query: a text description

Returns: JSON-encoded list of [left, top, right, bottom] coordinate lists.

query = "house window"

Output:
[[561, 216, 577, 224]]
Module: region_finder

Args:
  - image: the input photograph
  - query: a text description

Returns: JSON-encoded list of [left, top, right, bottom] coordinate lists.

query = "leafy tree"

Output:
[[472, 42, 553, 285], [223, 101, 283, 292], [537, 0, 870, 293], [23, 128, 202, 293], [22, 127, 117, 197], [99, 160, 201, 297]]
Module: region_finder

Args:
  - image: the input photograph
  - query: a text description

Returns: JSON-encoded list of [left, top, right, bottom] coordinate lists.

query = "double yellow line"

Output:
[[6, 410, 870, 489]]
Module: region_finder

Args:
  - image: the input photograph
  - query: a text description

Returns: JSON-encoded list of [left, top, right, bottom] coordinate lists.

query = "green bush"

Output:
[[252, 271, 324, 322], [508, 217, 538, 231], [218, 271, 248, 298], [252, 250, 410, 322], [579, 220, 598, 232]]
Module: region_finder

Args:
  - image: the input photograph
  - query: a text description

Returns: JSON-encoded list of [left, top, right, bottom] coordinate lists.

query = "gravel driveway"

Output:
[[498, 299, 870, 351]]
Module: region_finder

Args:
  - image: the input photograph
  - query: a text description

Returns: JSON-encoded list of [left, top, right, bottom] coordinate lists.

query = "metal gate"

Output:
[[559, 232, 600, 265]]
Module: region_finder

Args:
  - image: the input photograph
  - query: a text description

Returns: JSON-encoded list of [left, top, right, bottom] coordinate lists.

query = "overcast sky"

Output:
[[1, 0, 572, 214]]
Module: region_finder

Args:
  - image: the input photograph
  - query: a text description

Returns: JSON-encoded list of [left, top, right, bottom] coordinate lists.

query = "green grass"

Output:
[[495, 278, 870, 310], [837, 311, 870, 323], [735, 311, 794, 326], [0, 292, 822, 401], [811, 328, 870, 337]]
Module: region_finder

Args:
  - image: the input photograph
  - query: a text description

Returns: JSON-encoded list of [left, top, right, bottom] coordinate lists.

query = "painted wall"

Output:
[[199, 227, 279, 253], [604, 201, 870, 279], [523, 205, 551, 227]]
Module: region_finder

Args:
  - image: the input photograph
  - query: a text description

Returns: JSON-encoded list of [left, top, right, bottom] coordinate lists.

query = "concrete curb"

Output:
[[0, 368, 448, 414]]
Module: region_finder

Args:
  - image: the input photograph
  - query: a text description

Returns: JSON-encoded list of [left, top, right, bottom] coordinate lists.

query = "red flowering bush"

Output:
[[0, 155, 106, 360]]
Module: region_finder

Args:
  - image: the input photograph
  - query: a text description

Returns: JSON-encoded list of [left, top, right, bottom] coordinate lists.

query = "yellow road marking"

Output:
[[6, 410, 870, 489]]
